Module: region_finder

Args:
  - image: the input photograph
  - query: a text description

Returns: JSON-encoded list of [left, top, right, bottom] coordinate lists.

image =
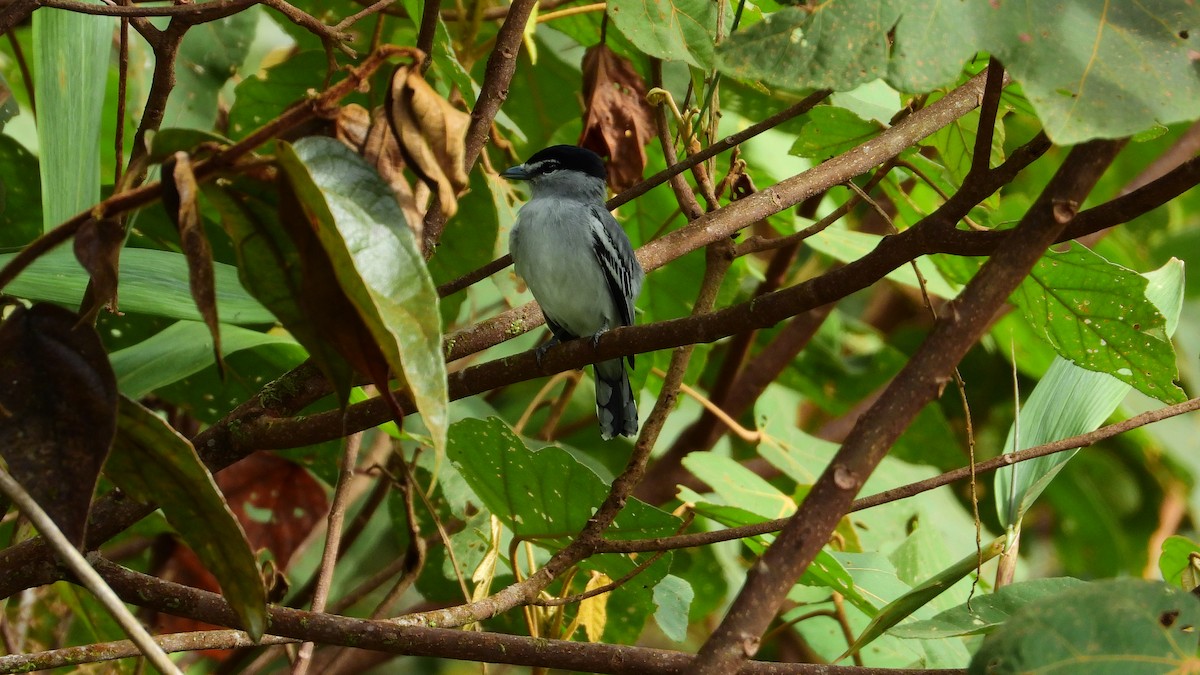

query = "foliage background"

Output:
[[0, 0, 1198, 673]]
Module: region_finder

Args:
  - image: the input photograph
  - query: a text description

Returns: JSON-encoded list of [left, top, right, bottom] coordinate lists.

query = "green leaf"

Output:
[[227, 51, 330, 140], [33, 4, 110, 232], [969, 579, 1200, 675], [682, 453, 795, 520], [789, 106, 884, 160], [0, 134, 42, 249], [280, 136, 448, 454], [163, 9, 257, 131], [607, 0, 721, 68], [997, 258, 1186, 528], [652, 574, 693, 642], [717, 1, 901, 91], [109, 320, 298, 398], [0, 248, 273, 324], [148, 128, 233, 164], [890, 1, 1200, 144], [842, 536, 1005, 660], [891, 578, 1087, 639], [446, 417, 678, 569], [0, 71, 17, 130], [106, 397, 267, 641], [1011, 245, 1184, 404]]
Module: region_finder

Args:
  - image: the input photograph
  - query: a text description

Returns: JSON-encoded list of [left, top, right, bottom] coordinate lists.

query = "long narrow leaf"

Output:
[[33, 6, 109, 232]]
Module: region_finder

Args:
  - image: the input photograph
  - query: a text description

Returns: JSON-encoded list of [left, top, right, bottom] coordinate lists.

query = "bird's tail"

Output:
[[594, 359, 638, 440]]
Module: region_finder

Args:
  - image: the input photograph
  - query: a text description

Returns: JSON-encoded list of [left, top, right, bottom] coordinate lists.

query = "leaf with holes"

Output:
[[1010, 245, 1184, 404], [607, 0, 722, 68], [969, 580, 1200, 674]]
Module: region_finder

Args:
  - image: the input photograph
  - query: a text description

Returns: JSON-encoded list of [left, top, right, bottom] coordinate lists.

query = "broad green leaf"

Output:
[[717, 1, 901, 91], [33, 5, 109, 232], [0, 134, 42, 249], [805, 227, 959, 298], [446, 417, 677, 641], [1011, 245, 1184, 404], [280, 136, 448, 454], [842, 536, 1005, 660], [652, 574, 693, 642], [997, 258, 1186, 528], [1160, 535, 1200, 590], [0, 248, 273, 324], [969, 580, 1200, 675], [106, 397, 266, 641], [789, 106, 884, 160], [681, 453, 795, 520], [607, 0, 721, 68], [890, 0, 1200, 144], [109, 320, 297, 398], [891, 578, 1087, 639], [446, 417, 677, 571], [163, 9, 256, 131], [227, 51, 330, 140]]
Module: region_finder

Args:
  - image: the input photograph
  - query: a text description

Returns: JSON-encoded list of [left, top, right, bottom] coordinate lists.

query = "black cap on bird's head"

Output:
[[501, 145, 607, 182]]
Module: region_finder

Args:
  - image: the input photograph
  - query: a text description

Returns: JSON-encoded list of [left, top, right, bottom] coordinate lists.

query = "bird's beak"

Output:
[[501, 164, 530, 181]]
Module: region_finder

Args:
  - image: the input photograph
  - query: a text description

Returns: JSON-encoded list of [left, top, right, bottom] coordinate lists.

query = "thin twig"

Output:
[[292, 432, 363, 675], [0, 469, 182, 674], [0, 631, 296, 673]]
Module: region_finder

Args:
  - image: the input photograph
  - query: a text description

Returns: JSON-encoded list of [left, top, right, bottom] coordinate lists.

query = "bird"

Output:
[[502, 145, 645, 440]]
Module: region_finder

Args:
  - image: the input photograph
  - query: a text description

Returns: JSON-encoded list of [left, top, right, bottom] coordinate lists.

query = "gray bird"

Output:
[[502, 145, 645, 439]]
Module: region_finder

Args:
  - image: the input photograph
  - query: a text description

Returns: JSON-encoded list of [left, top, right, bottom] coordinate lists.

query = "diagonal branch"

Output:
[[688, 138, 1127, 674]]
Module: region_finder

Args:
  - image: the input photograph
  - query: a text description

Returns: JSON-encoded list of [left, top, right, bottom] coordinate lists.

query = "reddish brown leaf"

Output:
[[156, 453, 326, 658], [73, 217, 124, 325], [0, 303, 117, 548], [163, 151, 225, 378], [579, 44, 655, 193], [385, 65, 470, 219]]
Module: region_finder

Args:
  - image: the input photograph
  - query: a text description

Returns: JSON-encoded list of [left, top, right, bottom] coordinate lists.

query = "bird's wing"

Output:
[[589, 205, 643, 328]]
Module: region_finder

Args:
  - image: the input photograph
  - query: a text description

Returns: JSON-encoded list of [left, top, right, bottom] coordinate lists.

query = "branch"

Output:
[[597, 396, 1200, 554], [689, 138, 1127, 673], [0, 630, 296, 673], [0, 470, 181, 674], [67, 558, 953, 675]]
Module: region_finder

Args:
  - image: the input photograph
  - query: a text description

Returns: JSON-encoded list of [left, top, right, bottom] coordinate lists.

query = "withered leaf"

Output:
[[0, 303, 117, 548], [385, 65, 470, 219], [580, 44, 655, 193], [163, 151, 225, 378], [337, 104, 424, 244], [73, 217, 124, 325]]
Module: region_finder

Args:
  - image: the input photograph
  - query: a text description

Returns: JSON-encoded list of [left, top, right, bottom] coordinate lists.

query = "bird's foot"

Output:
[[535, 336, 561, 368], [590, 328, 608, 349]]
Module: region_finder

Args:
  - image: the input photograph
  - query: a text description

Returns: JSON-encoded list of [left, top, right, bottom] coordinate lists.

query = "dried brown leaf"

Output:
[[163, 151, 224, 377], [337, 104, 425, 248], [579, 45, 655, 193], [0, 303, 117, 548], [385, 65, 470, 218], [73, 217, 124, 325]]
